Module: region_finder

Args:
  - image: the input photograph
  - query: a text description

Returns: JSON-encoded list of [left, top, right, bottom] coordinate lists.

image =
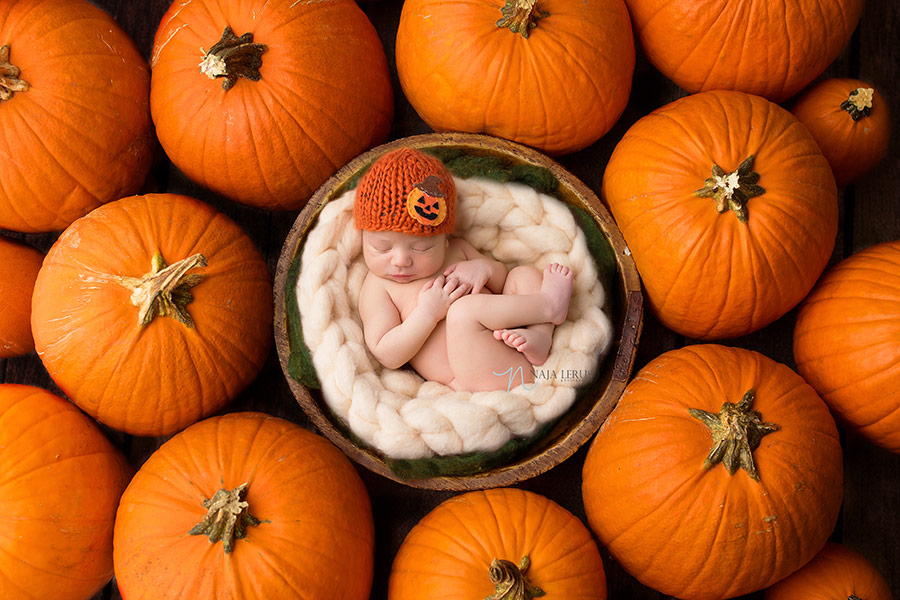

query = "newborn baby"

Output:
[[355, 148, 573, 392]]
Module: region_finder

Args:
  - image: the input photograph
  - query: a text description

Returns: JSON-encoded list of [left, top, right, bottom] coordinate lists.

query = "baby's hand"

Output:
[[418, 275, 470, 321], [443, 259, 492, 294]]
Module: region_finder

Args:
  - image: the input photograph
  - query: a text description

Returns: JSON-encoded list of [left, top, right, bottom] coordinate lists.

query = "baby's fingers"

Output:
[[443, 264, 458, 276], [448, 283, 470, 302], [443, 276, 460, 292]]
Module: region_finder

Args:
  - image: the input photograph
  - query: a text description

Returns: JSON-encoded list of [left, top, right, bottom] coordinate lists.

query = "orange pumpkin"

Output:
[[764, 542, 892, 600], [582, 344, 843, 600], [0, 236, 43, 357], [794, 240, 900, 453], [114, 412, 374, 600], [389, 488, 607, 600], [395, 0, 634, 155], [623, 0, 865, 102], [0, 383, 131, 600], [791, 79, 892, 186], [150, 0, 393, 210], [0, 0, 154, 233], [31, 193, 272, 436], [602, 90, 838, 339]]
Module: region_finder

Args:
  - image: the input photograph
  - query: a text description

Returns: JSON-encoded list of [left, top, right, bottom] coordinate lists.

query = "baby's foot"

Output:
[[493, 327, 552, 366], [541, 263, 573, 325]]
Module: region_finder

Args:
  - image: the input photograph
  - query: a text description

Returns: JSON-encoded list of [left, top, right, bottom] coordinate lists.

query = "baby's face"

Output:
[[361, 230, 447, 283]]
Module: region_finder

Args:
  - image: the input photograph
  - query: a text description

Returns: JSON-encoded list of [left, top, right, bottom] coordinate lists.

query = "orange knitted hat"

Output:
[[354, 148, 456, 236]]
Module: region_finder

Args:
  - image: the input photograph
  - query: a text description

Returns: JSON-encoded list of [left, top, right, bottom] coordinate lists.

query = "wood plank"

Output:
[[843, 434, 900, 594], [840, 0, 900, 594], [854, 0, 900, 252]]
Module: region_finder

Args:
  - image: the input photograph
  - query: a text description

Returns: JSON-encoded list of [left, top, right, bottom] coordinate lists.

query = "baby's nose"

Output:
[[391, 250, 412, 267]]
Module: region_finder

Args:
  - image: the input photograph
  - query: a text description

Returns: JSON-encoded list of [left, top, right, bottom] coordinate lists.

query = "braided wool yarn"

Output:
[[298, 177, 613, 459]]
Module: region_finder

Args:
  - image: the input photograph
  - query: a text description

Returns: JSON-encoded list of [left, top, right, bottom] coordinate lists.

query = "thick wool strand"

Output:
[[298, 177, 613, 459]]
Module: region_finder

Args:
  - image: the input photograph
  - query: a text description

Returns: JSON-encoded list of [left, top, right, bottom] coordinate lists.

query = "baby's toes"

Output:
[[546, 263, 572, 277]]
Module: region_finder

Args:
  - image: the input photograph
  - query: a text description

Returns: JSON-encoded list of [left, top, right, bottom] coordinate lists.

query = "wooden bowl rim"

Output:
[[274, 132, 643, 490]]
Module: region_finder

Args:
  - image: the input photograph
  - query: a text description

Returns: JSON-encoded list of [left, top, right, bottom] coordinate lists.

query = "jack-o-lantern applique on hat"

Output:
[[354, 148, 456, 236], [406, 174, 448, 226]]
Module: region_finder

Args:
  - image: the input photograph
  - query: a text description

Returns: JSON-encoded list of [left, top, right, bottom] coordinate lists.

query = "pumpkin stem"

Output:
[[188, 483, 260, 554], [485, 556, 546, 600], [496, 0, 549, 39], [0, 45, 29, 102], [689, 390, 780, 482], [848, 596, 863, 600], [115, 252, 207, 328], [199, 26, 268, 91], [840, 87, 875, 122], [694, 155, 765, 223]]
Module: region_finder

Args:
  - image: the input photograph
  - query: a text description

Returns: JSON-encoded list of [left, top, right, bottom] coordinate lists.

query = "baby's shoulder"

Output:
[[448, 236, 467, 249], [359, 271, 390, 301], [448, 236, 476, 256], [359, 274, 400, 320]]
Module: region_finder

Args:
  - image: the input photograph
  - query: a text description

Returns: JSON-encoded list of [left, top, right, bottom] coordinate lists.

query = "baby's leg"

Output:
[[451, 264, 573, 330], [493, 265, 554, 366], [445, 264, 573, 390], [445, 302, 534, 391]]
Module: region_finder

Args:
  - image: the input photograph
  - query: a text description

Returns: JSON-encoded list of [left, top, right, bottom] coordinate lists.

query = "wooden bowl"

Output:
[[274, 133, 642, 490]]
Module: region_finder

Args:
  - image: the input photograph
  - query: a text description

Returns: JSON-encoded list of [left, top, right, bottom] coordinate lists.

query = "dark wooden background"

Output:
[[1, 0, 897, 598]]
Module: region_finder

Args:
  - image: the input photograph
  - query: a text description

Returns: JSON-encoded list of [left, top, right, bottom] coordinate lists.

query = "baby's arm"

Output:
[[359, 275, 470, 369], [443, 238, 508, 293]]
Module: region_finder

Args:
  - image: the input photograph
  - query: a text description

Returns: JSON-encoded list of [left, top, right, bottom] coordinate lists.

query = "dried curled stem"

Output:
[[485, 556, 546, 600], [188, 483, 261, 554], [199, 26, 268, 91], [0, 45, 29, 101], [496, 0, 549, 39], [694, 155, 765, 223], [689, 390, 780, 482], [841, 87, 875, 121], [115, 252, 206, 328]]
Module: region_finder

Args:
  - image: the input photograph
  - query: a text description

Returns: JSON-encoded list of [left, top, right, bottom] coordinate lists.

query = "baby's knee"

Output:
[[446, 294, 480, 325], [510, 265, 542, 280], [505, 265, 542, 293]]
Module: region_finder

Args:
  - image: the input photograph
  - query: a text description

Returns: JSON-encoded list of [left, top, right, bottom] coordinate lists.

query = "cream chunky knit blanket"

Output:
[[297, 177, 613, 459]]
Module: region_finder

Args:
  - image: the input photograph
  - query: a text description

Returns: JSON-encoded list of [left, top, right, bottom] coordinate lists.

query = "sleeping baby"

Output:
[[355, 148, 573, 392], [353, 148, 573, 392]]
